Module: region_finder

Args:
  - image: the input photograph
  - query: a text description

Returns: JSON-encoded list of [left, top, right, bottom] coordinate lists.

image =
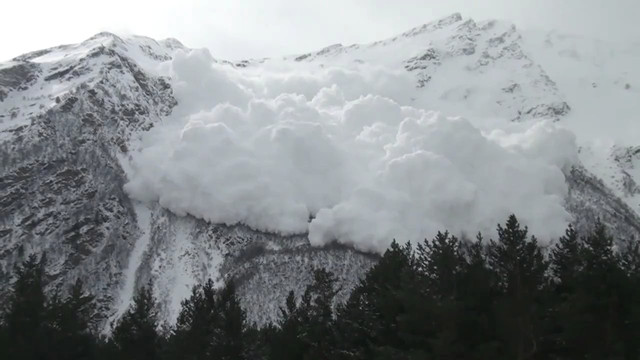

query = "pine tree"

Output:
[[578, 220, 625, 358], [166, 279, 218, 360], [0, 256, 100, 360], [550, 224, 582, 287], [281, 290, 299, 322], [416, 231, 464, 299], [213, 280, 248, 360], [582, 220, 617, 274], [619, 236, 640, 276], [298, 268, 339, 360], [336, 241, 421, 358], [269, 291, 306, 360], [110, 282, 160, 360], [2, 254, 50, 360], [546, 225, 583, 358], [270, 269, 340, 359], [47, 279, 98, 360], [488, 215, 547, 360], [618, 236, 640, 359], [457, 234, 502, 359], [0, 320, 6, 360], [416, 232, 465, 359]]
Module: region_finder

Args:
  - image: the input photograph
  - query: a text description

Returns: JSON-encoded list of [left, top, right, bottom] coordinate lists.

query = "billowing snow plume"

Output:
[[125, 48, 578, 253]]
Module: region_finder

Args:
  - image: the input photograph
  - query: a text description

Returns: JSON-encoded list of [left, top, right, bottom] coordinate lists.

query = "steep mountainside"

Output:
[[0, 32, 375, 328], [285, 13, 570, 122], [1, 13, 639, 329]]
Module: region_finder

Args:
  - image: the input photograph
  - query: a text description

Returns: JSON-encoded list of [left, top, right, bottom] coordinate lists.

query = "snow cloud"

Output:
[[125, 49, 578, 253]]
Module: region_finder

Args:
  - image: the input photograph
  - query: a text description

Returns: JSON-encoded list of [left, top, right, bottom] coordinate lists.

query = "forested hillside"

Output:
[[2, 215, 640, 359]]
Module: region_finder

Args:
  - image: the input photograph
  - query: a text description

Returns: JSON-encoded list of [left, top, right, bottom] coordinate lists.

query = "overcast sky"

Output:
[[3, 0, 639, 61]]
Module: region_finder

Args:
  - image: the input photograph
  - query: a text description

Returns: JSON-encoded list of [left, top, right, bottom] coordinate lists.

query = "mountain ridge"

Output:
[[1, 13, 639, 329]]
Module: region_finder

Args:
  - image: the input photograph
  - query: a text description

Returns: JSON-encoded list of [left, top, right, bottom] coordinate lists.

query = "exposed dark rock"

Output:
[[0, 62, 40, 98], [44, 66, 75, 81], [565, 166, 640, 239]]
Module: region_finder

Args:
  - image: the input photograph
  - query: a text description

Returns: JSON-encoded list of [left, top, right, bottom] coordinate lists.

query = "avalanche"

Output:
[[124, 46, 578, 253]]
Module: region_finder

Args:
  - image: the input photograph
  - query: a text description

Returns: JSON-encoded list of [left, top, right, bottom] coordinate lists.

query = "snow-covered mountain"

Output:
[[1, 13, 639, 329]]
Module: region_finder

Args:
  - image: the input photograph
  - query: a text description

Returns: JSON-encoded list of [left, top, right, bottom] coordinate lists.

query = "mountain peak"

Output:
[[430, 12, 463, 27], [85, 31, 125, 43], [160, 37, 186, 50], [398, 12, 464, 38]]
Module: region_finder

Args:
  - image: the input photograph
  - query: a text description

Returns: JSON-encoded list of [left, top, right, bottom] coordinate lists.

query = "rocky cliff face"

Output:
[[1, 14, 639, 330], [0, 32, 376, 329], [0, 33, 176, 318]]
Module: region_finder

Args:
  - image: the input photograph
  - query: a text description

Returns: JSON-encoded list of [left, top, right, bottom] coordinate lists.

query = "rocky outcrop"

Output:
[[0, 33, 375, 329], [565, 166, 640, 240], [0, 34, 177, 317]]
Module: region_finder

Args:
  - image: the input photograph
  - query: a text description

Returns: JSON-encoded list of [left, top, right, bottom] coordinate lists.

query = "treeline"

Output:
[[2, 215, 640, 359]]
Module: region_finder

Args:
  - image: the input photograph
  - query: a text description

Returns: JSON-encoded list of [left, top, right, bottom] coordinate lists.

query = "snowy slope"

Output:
[[0, 32, 373, 329], [1, 14, 639, 329], [283, 13, 640, 228], [522, 31, 640, 216], [278, 13, 570, 123]]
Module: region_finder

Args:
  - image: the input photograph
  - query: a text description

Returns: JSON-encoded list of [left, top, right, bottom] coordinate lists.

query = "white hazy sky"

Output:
[[2, 0, 639, 61]]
